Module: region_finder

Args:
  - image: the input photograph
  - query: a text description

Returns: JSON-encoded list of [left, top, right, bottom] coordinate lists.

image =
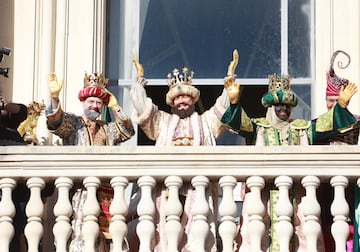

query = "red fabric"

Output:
[[97, 184, 114, 235], [326, 67, 349, 97], [78, 86, 110, 105], [347, 225, 354, 252]]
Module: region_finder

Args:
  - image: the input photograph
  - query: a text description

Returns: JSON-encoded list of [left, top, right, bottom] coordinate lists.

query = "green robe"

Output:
[[221, 102, 356, 146]]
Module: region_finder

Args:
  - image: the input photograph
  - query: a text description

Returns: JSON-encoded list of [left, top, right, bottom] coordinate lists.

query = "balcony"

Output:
[[0, 145, 359, 251]]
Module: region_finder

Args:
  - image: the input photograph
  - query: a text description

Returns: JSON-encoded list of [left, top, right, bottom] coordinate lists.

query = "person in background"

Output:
[[0, 96, 28, 251], [0, 95, 27, 145], [315, 50, 360, 145], [221, 49, 358, 251], [314, 50, 360, 252], [45, 72, 135, 251]]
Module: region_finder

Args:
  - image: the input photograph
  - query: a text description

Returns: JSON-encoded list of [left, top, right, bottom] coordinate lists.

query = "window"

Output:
[[106, 0, 313, 145]]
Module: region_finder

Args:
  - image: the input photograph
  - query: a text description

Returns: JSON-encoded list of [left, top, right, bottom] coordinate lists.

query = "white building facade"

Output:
[[1, 0, 360, 146], [1, 1, 360, 251]]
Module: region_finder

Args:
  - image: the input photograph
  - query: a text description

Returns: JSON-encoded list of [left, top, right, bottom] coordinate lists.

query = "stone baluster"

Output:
[[0, 178, 16, 251], [109, 176, 129, 251], [301, 175, 321, 252], [136, 176, 156, 252], [218, 176, 237, 252], [189, 175, 210, 252], [246, 176, 265, 252], [164, 175, 183, 252], [53, 177, 73, 252], [274, 176, 293, 252], [24, 177, 45, 252], [330, 176, 349, 252], [82, 177, 101, 252]]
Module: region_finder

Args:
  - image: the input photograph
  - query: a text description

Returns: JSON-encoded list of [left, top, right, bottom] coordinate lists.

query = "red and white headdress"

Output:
[[326, 50, 350, 97], [78, 72, 110, 105]]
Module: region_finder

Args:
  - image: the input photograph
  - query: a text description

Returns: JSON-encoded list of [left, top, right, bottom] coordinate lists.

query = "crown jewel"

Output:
[[267, 73, 291, 92], [167, 67, 194, 87], [83, 72, 108, 89]]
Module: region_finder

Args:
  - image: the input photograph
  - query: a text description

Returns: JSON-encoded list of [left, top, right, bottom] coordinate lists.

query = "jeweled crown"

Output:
[[83, 72, 108, 88], [167, 67, 194, 88], [267, 73, 291, 92]]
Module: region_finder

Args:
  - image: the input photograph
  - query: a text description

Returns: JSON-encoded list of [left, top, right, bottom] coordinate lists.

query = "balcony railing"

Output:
[[0, 145, 360, 251]]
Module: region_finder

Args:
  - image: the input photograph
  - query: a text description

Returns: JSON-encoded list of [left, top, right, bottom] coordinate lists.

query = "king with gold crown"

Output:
[[45, 71, 135, 146], [45, 71, 135, 251], [221, 49, 358, 147], [130, 53, 230, 147], [127, 52, 232, 251]]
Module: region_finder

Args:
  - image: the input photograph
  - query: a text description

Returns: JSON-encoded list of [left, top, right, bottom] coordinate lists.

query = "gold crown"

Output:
[[83, 72, 108, 88], [167, 67, 194, 88], [267, 73, 291, 92]]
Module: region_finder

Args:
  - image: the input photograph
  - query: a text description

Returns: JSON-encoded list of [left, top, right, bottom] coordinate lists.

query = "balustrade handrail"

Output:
[[1, 145, 360, 251], [1, 145, 360, 180]]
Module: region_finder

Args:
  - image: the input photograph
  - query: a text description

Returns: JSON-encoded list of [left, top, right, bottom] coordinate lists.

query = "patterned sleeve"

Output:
[[312, 103, 357, 143], [47, 112, 76, 139], [221, 102, 256, 140], [111, 107, 135, 143]]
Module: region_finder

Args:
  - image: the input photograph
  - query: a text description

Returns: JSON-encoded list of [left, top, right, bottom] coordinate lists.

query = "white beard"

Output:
[[83, 108, 101, 120]]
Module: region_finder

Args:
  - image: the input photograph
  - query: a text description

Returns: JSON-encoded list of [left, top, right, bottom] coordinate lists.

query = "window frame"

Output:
[[108, 0, 315, 145]]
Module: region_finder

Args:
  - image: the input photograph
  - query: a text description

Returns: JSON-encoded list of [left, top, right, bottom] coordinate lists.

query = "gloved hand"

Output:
[[338, 82, 357, 108], [106, 89, 121, 111], [133, 52, 144, 78], [48, 72, 63, 99], [227, 49, 239, 76], [225, 49, 240, 104]]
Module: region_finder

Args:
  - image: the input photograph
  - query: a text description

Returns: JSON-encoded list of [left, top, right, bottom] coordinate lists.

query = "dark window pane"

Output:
[[139, 0, 281, 79], [288, 0, 311, 78], [292, 84, 311, 120], [106, 0, 122, 80]]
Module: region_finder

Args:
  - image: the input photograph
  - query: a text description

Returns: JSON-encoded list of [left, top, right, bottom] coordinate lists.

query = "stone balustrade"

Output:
[[1, 145, 360, 251]]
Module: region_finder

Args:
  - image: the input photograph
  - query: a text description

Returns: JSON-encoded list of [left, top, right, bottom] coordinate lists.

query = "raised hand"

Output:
[[133, 52, 144, 77], [227, 49, 239, 76], [225, 49, 240, 104], [224, 76, 240, 104], [338, 82, 357, 108], [48, 72, 64, 99], [106, 89, 120, 111]]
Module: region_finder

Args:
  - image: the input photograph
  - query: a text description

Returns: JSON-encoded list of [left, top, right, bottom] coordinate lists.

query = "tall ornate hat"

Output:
[[326, 50, 350, 97], [78, 72, 110, 105], [261, 74, 298, 107], [166, 67, 200, 106]]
